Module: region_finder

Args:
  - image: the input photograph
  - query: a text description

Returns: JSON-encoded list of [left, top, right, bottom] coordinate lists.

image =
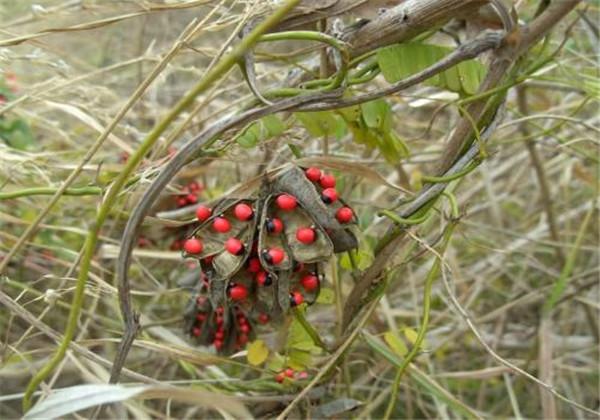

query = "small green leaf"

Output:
[[361, 99, 390, 130], [0, 118, 35, 150], [235, 115, 286, 149], [287, 308, 321, 352], [288, 349, 312, 370], [384, 331, 408, 357], [247, 339, 269, 366], [265, 352, 286, 372], [316, 287, 335, 304], [377, 42, 486, 94], [403, 327, 428, 349], [457, 60, 482, 95], [339, 248, 374, 271], [295, 111, 338, 137], [263, 114, 286, 136]]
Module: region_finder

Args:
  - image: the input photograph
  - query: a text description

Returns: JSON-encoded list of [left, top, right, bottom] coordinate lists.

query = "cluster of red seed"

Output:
[[182, 167, 356, 353], [304, 167, 354, 224], [176, 181, 204, 208], [274, 367, 309, 383], [190, 298, 255, 351]]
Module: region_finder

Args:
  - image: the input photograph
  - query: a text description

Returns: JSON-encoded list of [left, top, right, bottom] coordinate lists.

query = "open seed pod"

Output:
[[181, 164, 358, 353]]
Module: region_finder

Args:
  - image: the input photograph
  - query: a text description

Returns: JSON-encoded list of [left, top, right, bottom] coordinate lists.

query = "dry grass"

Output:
[[0, 1, 598, 418]]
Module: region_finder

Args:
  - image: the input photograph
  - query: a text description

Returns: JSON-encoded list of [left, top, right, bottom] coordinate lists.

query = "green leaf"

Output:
[[339, 248, 374, 271], [288, 348, 312, 370], [403, 327, 428, 350], [377, 42, 486, 94], [247, 339, 269, 366], [457, 60, 482, 95], [235, 115, 286, 149], [263, 114, 286, 136], [338, 104, 361, 122], [316, 287, 335, 304], [265, 352, 286, 372], [0, 118, 35, 150], [287, 308, 321, 353], [384, 331, 408, 357], [361, 99, 390, 130], [295, 111, 338, 137]]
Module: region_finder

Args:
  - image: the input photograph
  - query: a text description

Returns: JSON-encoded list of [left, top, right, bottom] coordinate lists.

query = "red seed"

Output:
[[215, 306, 225, 315], [195, 205, 212, 222], [266, 217, 284, 234], [186, 193, 198, 204], [246, 257, 261, 273], [336, 206, 354, 224], [296, 227, 316, 244], [212, 216, 231, 233], [319, 173, 336, 189], [238, 334, 249, 345], [137, 236, 150, 248], [203, 255, 214, 265], [293, 261, 305, 272], [213, 339, 223, 350], [188, 181, 203, 192], [183, 238, 203, 254], [229, 284, 248, 301], [276, 194, 297, 211], [258, 313, 270, 324], [301, 274, 319, 292], [234, 203, 254, 221], [275, 372, 285, 383], [225, 238, 244, 256], [298, 371, 309, 379], [255, 271, 273, 286], [239, 323, 250, 334], [290, 291, 304, 306], [201, 273, 209, 285], [196, 313, 206, 322], [285, 368, 295, 378], [177, 197, 188, 207], [305, 167, 322, 182], [321, 188, 338, 204], [215, 330, 224, 340], [192, 327, 201, 337], [264, 247, 285, 265]]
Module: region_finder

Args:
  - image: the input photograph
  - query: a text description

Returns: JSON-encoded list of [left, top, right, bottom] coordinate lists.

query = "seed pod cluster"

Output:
[[180, 165, 358, 353]]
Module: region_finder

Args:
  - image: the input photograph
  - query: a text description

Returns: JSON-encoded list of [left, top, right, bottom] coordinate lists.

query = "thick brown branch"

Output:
[[342, 0, 488, 57], [435, 0, 582, 174]]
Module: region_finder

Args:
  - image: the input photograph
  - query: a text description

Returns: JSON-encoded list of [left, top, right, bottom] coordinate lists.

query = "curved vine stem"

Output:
[[21, 0, 302, 411], [259, 30, 349, 91]]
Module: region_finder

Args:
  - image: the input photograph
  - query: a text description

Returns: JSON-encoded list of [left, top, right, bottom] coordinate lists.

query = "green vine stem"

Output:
[[0, 186, 102, 200], [378, 209, 431, 226], [384, 218, 459, 419], [259, 31, 349, 91], [292, 306, 329, 352], [421, 159, 481, 183], [21, 0, 301, 411]]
